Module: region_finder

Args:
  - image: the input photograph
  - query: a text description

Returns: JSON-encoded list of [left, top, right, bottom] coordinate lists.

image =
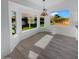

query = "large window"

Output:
[[11, 11, 16, 35], [50, 10, 70, 26], [40, 17, 44, 27], [22, 16, 37, 31]]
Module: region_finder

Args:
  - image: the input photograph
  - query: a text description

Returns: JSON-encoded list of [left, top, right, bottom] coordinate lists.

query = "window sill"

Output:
[[22, 28, 38, 33]]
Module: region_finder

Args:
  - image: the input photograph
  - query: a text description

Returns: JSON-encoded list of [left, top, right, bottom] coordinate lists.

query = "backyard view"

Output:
[[12, 11, 16, 35], [50, 10, 70, 26], [22, 17, 37, 31], [40, 17, 44, 27]]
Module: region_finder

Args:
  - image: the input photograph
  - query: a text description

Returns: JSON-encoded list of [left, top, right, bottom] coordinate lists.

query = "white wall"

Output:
[[8, 1, 41, 52], [46, 0, 78, 38], [2, 0, 78, 59], [46, 25, 77, 38], [1, 0, 10, 59], [9, 0, 78, 39]]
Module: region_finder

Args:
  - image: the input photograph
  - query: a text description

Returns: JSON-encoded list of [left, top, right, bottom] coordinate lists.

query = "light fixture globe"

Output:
[[40, 0, 48, 16]]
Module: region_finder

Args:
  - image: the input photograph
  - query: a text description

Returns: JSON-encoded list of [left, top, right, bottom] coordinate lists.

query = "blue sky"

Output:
[[50, 10, 70, 18]]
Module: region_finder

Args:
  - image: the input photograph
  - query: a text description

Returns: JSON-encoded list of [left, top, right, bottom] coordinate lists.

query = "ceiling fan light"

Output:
[[41, 11, 48, 16]]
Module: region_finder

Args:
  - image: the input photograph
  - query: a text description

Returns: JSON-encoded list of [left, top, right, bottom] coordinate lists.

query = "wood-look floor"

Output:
[[9, 32, 51, 59], [9, 32, 77, 59], [37, 34, 77, 59]]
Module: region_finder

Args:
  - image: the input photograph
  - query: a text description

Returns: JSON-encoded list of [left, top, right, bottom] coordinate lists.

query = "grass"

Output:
[[22, 27, 33, 31], [40, 24, 44, 27]]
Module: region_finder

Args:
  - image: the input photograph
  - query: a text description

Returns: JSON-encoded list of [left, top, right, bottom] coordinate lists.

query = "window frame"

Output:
[[9, 10, 18, 38], [21, 16, 38, 32]]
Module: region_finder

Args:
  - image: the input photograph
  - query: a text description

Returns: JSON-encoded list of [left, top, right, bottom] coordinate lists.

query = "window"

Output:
[[22, 16, 37, 31], [50, 10, 70, 26], [40, 17, 44, 27], [11, 11, 16, 35], [30, 17, 37, 28], [22, 17, 29, 31]]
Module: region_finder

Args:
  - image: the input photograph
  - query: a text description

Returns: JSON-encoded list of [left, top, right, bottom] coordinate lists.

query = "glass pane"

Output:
[[22, 17, 29, 31], [50, 10, 70, 26], [11, 11, 16, 35], [30, 17, 37, 28], [40, 17, 44, 27]]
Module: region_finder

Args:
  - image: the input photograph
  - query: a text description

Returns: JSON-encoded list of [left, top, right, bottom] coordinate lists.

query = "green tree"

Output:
[[54, 14, 61, 18]]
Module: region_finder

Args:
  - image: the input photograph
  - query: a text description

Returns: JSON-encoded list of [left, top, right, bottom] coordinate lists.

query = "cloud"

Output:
[[50, 12, 59, 16]]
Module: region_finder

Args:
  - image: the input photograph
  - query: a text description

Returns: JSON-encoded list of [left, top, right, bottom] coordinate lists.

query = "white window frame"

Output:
[[21, 16, 38, 32], [9, 10, 18, 38]]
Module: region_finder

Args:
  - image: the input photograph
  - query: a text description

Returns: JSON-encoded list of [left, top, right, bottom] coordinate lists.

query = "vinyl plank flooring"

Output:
[[9, 32, 77, 59], [10, 32, 50, 59], [37, 34, 78, 59]]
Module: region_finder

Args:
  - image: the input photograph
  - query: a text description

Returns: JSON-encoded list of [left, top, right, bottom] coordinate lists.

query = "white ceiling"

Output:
[[26, 0, 64, 9], [10, 0, 77, 22], [10, 0, 78, 15], [11, 0, 77, 11]]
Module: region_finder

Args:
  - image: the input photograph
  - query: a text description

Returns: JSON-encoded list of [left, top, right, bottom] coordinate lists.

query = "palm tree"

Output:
[[53, 14, 61, 23], [54, 14, 61, 18]]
